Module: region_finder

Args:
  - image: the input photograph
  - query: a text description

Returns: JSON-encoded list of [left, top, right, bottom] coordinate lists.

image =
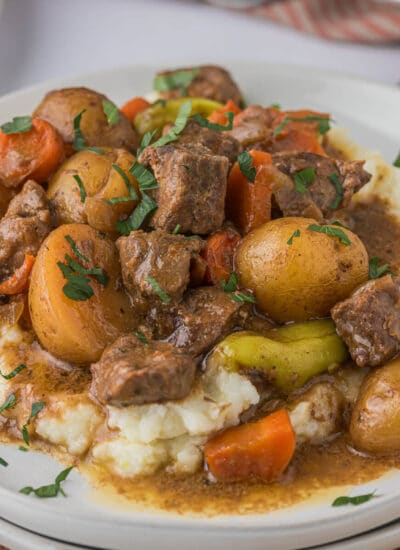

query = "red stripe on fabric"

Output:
[[281, 2, 303, 29]]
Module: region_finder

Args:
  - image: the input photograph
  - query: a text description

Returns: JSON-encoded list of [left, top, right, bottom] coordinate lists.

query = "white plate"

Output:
[[0, 63, 400, 550]]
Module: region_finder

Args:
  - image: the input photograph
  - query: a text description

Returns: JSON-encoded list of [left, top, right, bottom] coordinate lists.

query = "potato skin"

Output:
[[33, 87, 138, 152], [29, 223, 136, 365], [350, 358, 400, 455], [47, 149, 139, 233], [235, 217, 368, 322]]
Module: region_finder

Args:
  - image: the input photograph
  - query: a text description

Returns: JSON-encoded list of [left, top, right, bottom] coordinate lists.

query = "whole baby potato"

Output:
[[33, 87, 138, 152], [29, 223, 136, 365], [47, 148, 140, 233], [350, 358, 400, 455], [235, 217, 368, 322]]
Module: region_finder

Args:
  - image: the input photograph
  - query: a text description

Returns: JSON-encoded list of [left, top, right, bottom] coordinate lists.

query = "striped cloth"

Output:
[[207, 1, 400, 43]]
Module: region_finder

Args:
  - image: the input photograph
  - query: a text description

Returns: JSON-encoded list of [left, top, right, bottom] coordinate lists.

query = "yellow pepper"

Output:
[[212, 320, 348, 393]]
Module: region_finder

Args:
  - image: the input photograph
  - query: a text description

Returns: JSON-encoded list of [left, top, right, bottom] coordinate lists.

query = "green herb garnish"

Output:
[[22, 401, 45, 446], [287, 229, 301, 245], [107, 164, 138, 205], [0, 458, 8, 467], [270, 103, 281, 110], [308, 223, 351, 246], [369, 257, 391, 280], [332, 491, 376, 507], [152, 99, 167, 108], [102, 100, 119, 126], [331, 220, 350, 229], [328, 172, 343, 209], [134, 331, 149, 345], [221, 272, 256, 303], [129, 162, 158, 191], [116, 193, 158, 235], [72, 110, 104, 154], [393, 151, 400, 168], [19, 446, 28, 452], [72, 174, 87, 203], [0, 393, 16, 414], [20, 466, 74, 499], [152, 101, 192, 147], [238, 152, 256, 183], [137, 130, 157, 157], [293, 167, 315, 194], [231, 293, 256, 304], [153, 68, 198, 95], [0, 364, 26, 380], [172, 224, 182, 235], [145, 277, 171, 303], [274, 115, 331, 137], [1, 116, 32, 134], [191, 111, 234, 132]]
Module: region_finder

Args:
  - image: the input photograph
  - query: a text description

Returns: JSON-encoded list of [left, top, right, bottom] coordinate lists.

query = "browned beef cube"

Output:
[[156, 65, 243, 106], [117, 229, 203, 312], [139, 143, 229, 234], [228, 105, 274, 151], [167, 286, 249, 356], [91, 334, 196, 406], [0, 180, 52, 280], [331, 275, 400, 368], [272, 152, 371, 222]]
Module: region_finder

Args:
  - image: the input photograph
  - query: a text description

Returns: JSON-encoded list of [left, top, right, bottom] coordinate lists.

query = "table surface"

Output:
[[0, 0, 399, 97]]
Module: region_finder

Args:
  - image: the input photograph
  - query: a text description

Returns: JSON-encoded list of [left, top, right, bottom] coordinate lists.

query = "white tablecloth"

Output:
[[0, 0, 399, 96]]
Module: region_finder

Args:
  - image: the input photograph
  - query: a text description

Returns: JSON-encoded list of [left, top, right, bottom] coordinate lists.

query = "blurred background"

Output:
[[0, 0, 399, 95]]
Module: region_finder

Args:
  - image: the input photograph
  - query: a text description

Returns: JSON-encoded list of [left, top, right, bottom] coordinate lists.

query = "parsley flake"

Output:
[[0, 458, 8, 467], [137, 130, 157, 157], [116, 193, 157, 235], [145, 277, 171, 303], [129, 162, 158, 191], [20, 466, 74, 499], [369, 257, 391, 280], [134, 331, 149, 345], [274, 115, 331, 137], [72, 110, 104, 154], [102, 99, 119, 126], [221, 272, 256, 303], [231, 292, 256, 304], [22, 401, 45, 446], [1, 116, 32, 134], [0, 364, 26, 380], [393, 151, 400, 168], [308, 223, 351, 246], [73, 174, 87, 203], [19, 446, 28, 452], [270, 103, 281, 110], [0, 393, 16, 414], [332, 491, 376, 507], [331, 220, 350, 230], [238, 152, 256, 182], [191, 111, 234, 131], [293, 167, 315, 194], [107, 164, 138, 205], [153, 68, 198, 95], [287, 229, 301, 245], [328, 172, 343, 209], [172, 224, 182, 235], [152, 101, 192, 147]]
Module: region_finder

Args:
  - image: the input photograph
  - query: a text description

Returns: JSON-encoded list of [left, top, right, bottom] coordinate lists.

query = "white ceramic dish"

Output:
[[0, 63, 399, 550]]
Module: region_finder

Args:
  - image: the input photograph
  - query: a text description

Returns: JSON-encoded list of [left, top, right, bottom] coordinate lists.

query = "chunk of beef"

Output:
[[139, 143, 229, 234], [331, 275, 400, 368], [117, 229, 203, 312], [272, 152, 371, 222], [167, 286, 249, 356], [156, 65, 243, 106], [228, 105, 274, 151], [0, 180, 52, 280], [91, 334, 196, 406]]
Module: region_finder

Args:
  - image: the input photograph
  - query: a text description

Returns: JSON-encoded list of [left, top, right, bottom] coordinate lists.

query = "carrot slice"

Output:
[[208, 100, 241, 126], [205, 409, 296, 482], [226, 150, 273, 235], [0, 118, 64, 187], [0, 254, 35, 295], [270, 108, 328, 155], [121, 97, 151, 121], [201, 229, 241, 285]]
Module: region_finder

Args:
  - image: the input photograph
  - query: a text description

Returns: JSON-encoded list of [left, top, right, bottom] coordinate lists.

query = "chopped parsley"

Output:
[[134, 331, 149, 345], [102, 99, 119, 126], [332, 491, 376, 507], [115, 193, 158, 235], [191, 111, 234, 131], [331, 220, 350, 229], [0, 364, 26, 380], [0, 393, 16, 414], [145, 277, 171, 303], [369, 257, 391, 280], [237, 152, 256, 183], [287, 229, 301, 245], [152, 98, 167, 108], [393, 151, 400, 168], [107, 164, 138, 205], [22, 401, 45, 446], [20, 466, 74, 499], [129, 162, 158, 191], [172, 224, 182, 235], [137, 130, 156, 157], [328, 172, 343, 209], [1, 116, 32, 134], [73, 174, 87, 203], [308, 223, 351, 246], [231, 293, 256, 304], [274, 115, 331, 137], [151, 100, 192, 147], [72, 110, 104, 154], [57, 235, 109, 301], [293, 167, 315, 194], [270, 103, 281, 110], [221, 272, 256, 304], [153, 68, 198, 95], [19, 446, 28, 452], [0, 458, 8, 467]]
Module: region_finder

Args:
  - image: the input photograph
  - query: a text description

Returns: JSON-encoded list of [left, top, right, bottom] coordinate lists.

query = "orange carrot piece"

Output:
[[208, 100, 241, 126], [270, 108, 328, 156], [225, 150, 273, 235], [0, 254, 35, 295], [201, 229, 241, 285], [205, 409, 296, 482], [0, 118, 64, 187], [121, 97, 151, 121]]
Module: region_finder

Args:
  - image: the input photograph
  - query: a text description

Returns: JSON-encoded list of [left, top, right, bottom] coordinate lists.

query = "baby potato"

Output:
[[350, 358, 400, 455], [29, 223, 136, 365], [47, 148, 140, 233], [236, 217, 368, 322], [33, 87, 138, 152]]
